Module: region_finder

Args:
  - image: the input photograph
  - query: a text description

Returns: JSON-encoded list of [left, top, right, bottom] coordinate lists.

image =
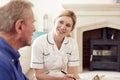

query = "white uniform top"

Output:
[[31, 32, 80, 77]]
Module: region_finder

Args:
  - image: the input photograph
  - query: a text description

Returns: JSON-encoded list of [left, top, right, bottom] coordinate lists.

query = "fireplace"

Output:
[[90, 27, 120, 71], [62, 3, 120, 72]]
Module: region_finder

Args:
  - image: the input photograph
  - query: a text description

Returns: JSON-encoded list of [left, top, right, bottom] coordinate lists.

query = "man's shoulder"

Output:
[[0, 52, 11, 68], [0, 54, 14, 80]]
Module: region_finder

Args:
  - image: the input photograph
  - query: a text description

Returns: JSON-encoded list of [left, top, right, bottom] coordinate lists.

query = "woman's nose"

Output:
[[61, 25, 66, 30]]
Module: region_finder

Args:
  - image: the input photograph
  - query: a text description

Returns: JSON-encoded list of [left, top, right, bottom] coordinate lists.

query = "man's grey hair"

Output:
[[0, 0, 33, 33]]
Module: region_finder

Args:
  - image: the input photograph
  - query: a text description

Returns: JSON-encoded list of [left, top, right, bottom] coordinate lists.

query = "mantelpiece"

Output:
[[62, 3, 120, 72]]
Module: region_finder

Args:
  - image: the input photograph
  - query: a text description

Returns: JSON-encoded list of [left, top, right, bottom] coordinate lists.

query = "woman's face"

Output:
[[54, 16, 73, 37]]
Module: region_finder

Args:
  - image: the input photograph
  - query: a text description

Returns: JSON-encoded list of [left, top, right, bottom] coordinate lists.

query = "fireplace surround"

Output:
[[62, 3, 120, 72]]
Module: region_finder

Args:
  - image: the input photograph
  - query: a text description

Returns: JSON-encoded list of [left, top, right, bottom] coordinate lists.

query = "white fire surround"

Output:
[[62, 4, 120, 72]]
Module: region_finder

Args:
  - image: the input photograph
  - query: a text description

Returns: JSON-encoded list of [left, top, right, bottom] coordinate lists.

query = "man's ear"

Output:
[[15, 19, 24, 34]]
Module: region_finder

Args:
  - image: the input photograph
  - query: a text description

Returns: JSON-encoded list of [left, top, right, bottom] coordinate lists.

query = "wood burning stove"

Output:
[[90, 27, 120, 71]]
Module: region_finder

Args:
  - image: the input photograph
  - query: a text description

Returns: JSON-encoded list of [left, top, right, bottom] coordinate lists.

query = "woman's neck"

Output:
[[54, 34, 64, 50]]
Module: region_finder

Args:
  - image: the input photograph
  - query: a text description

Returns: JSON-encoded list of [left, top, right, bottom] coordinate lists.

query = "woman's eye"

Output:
[[66, 24, 71, 27], [59, 21, 64, 24]]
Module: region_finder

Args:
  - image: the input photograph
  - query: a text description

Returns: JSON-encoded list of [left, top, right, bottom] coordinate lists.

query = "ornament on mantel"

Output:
[[43, 14, 48, 32]]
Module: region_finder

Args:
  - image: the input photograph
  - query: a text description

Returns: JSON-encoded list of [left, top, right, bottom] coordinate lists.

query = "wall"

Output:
[[60, 0, 115, 4], [0, 0, 116, 31], [29, 0, 64, 31], [30, 0, 115, 31]]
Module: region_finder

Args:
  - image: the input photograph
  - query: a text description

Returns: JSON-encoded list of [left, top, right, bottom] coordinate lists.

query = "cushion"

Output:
[[19, 46, 31, 74]]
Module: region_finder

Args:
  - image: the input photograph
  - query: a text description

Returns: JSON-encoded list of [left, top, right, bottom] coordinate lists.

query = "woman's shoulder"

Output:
[[67, 37, 77, 43]]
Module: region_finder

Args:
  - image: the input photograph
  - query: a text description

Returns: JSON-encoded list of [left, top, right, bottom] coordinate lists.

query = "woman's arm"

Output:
[[34, 69, 75, 80], [34, 69, 62, 80], [67, 66, 80, 79]]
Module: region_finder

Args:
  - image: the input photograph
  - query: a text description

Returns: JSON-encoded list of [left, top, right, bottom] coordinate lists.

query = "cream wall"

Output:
[[0, 0, 116, 31], [29, 0, 64, 31], [60, 0, 115, 4], [30, 0, 115, 31]]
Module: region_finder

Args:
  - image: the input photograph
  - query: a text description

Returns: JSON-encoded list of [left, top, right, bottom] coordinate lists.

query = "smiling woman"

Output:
[[31, 10, 80, 80]]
